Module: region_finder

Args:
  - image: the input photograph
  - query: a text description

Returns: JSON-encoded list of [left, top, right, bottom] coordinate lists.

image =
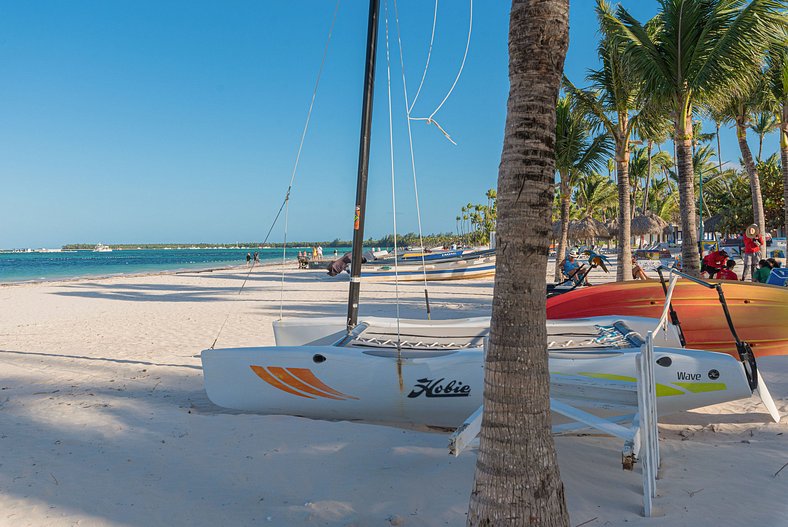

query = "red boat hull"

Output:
[[546, 280, 788, 357]]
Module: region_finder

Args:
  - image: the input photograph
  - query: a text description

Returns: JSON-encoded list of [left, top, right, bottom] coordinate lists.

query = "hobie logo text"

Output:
[[677, 372, 701, 381], [407, 378, 471, 398]]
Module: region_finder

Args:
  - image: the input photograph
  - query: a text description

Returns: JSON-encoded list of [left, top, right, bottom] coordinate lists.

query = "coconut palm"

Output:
[[605, 0, 783, 275], [751, 111, 778, 162], [634, 108, 673, 213], [467, 0, 570, 524], [564, 0, 646, 281], [573, 172, 618, 219], [711, 79, 772, 258], [553, 94, 611, 281], [766, 37, 788, 237], [628, 146, 673, 215]]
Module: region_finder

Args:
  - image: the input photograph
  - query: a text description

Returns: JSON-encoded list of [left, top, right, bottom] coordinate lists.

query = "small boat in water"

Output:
[[546, 274, 788, 357], [92, 243, 112, 252]]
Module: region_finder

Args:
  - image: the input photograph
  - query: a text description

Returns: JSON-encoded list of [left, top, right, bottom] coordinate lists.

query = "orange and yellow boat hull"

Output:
[[546, 280, 788, 357]]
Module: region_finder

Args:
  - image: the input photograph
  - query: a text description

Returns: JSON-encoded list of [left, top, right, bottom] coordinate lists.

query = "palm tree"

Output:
[[606, 0, 783, 275], [553, 94, 611, 281], [564, 0, 645, 281], [750, 111, 778, 162], [766, 38, 788, 236], [467, 0, 570, 524], [711, 80, 771, 258], [634, 108, 672, 213], [573, 172, 618, 218], [628, 146, 673, 214]]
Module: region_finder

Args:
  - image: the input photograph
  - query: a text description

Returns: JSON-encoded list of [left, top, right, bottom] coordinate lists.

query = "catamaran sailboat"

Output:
[[201, 0, 778, 431]]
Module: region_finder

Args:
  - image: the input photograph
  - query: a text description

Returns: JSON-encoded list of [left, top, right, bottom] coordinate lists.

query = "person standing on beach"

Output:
[[253, 252, 259, 263], [742, 224, 763, 281], [317, 246, 323, 260], [246, 252, 251, 266]]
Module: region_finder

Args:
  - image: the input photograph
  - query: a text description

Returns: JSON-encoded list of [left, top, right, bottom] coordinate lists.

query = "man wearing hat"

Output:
[[561, 248, 587, 285], [701, 248, 729, 279], [742, 224, 764, 282]]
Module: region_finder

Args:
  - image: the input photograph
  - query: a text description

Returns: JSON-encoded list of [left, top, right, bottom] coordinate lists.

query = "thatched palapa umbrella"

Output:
[[632, 211, 669, 247], [568, 217, 610, 240], [606, 219, 618, 238], [703, 213, 724, 235], [631, 211, 669, 236]]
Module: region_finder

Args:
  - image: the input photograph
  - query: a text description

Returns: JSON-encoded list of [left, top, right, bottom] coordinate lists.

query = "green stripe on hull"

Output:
[[673, 382, 727, 393]]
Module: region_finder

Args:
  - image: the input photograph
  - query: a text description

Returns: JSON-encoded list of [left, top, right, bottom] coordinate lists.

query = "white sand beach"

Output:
[[0, 263, 786, 526]]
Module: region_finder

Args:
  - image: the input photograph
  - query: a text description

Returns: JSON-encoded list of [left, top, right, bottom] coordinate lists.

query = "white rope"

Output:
[[407, 0, 438, 114], [392, 0, 431, 316], [278, 0, 341, 319], [408, 0, 473, 145], [384, 0, 402, 350]]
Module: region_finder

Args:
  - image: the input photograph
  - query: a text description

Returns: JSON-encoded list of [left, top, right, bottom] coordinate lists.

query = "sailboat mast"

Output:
[[347, 0, 380, 331]]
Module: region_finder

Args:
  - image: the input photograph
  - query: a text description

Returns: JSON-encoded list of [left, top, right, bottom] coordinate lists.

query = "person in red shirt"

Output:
[[742, 224, 764, 281], [717, 259, 738, 280], [701, 249, 728, 278]]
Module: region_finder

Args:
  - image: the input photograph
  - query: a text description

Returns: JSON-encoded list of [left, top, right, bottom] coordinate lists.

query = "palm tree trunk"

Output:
[[642, 140, 653, 212], [716, 121, 723, 174], [467, 1, 569, 525], [758, 134, 764, 163], [736, 118, 767, 259], [553, 173, 570, 282], [675, 114, 700, 276], [616, 125, 632, 281], [782, 106, 788, 238]]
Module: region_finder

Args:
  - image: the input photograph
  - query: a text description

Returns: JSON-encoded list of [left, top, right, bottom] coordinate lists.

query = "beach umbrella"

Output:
[[631, 211, 669, 236], [552, 220, 562, 239], [703, 213, 724, 234], [604, 219, 618, 238], [569, 217, 611, 240]]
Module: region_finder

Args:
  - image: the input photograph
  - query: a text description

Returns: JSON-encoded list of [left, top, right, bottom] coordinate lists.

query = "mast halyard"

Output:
[[347, 0, 381, 332]]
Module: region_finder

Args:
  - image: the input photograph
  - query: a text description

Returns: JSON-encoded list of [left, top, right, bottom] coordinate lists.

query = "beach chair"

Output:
[[766, 268, 788, 287]]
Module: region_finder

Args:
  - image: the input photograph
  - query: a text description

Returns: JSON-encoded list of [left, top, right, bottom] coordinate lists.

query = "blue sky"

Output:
[[0, 1, 778, 248]]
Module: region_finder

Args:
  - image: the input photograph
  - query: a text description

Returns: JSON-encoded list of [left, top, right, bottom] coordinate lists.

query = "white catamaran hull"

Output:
[[201, 345, 751, 429]]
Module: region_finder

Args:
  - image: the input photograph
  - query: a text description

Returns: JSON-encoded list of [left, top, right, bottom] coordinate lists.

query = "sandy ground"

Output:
[[0, 260, 786, 526]]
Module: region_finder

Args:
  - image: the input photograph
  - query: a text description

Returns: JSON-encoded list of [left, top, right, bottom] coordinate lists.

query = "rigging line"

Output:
[[393, 0, 431, 318], [384, 0, 401, 350], [279, 197, 290, 320], [210, 259, 258, 350], [408, 0, 472, 145], [407, 0, 438, 114], [277, 0, 341, 317]]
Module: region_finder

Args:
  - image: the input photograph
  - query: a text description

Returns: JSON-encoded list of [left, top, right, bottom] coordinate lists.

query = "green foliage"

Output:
[[456, 189, 497, 245], [704, 155, 785, 233]]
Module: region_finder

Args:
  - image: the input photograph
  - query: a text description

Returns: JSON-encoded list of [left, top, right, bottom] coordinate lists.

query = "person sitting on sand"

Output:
[[631, 256, 648, 280], [754, 259, 772, 283], [701, 249, 728, 279], [716, 259, 738, 281]]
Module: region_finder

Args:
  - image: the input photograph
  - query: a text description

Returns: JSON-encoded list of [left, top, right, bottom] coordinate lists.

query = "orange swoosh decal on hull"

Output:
[[250, 365, 314, 398], [268, 367, 345, 400], [288, 368, 359, 400]]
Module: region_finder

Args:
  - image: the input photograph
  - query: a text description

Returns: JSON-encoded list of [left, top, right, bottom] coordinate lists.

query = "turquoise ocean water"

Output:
[[0, 247, 350, 283]]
